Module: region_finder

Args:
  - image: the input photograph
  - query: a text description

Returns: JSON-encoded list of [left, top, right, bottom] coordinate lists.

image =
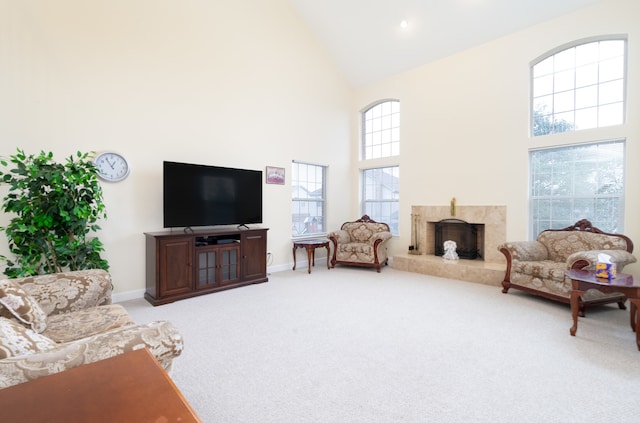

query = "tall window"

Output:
[[529, 140, 625, 235], [361, 99, 400, 235], [362, 166, 399, 235], [291, 162, 326, 238], [362, 100, 400, 159], [531, 38, 626, 136]]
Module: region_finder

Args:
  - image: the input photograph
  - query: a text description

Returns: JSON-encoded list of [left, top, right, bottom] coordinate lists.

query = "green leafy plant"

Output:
[[0, 149, 109, 277]]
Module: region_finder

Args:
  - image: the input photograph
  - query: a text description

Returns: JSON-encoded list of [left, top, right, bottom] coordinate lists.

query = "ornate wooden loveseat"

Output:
[[498, 219, 636, 316]]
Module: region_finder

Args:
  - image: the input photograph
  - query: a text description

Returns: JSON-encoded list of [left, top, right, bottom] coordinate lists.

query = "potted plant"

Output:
[[0, 149, 109, 277]]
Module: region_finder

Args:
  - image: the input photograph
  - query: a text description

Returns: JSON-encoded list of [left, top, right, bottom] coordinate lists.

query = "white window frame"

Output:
[[361, 166, 399, 236], [531, 36, 627, 136], [291, 161, 327, 239], [362, 99, 400, 160], [529, 140, 625, 237]]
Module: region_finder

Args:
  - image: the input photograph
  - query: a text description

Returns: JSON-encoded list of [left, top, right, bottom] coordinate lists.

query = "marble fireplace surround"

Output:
[[393, 205, 507, 286]]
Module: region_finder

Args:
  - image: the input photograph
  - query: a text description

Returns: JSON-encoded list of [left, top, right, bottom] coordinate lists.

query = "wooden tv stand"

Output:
[[145, 227, 268, 306]]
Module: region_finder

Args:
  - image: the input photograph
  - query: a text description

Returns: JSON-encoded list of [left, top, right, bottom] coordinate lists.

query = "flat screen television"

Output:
[[163, 161, 263, 228]]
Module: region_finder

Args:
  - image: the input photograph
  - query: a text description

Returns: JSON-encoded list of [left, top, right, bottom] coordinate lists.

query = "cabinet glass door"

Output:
[[198, 250, 217, 287], [220, 248, 239, 283]]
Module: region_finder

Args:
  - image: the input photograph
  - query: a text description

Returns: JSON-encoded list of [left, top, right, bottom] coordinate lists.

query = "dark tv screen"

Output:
[[163, 161, 263, 228]]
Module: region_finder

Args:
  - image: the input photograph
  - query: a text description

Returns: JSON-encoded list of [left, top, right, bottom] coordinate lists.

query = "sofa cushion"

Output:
[[0, 317, 56, 359], [336, 242, 374, 261], [539, 230, 630, 262], [0, 279, 48, 333], [16, 269, 113, 316], [343, 222, 389, 243], [43, 304, 135, 343], [513, 260, 566, 282]]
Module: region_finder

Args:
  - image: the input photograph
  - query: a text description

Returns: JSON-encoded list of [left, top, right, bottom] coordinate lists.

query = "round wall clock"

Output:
[[93, 151, 130, 182]]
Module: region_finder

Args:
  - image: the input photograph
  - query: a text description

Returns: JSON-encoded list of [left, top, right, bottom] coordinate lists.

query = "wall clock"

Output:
[[93, 151, 130, 182]]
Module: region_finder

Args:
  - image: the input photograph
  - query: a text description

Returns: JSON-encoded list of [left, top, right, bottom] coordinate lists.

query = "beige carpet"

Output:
[[122, 266, 640, 422]]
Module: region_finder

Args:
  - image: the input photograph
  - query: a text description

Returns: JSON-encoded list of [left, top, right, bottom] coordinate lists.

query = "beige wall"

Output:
[[354, 0, 639, 275], [1, 0, 638, 296], [0, 0, 353, 294]]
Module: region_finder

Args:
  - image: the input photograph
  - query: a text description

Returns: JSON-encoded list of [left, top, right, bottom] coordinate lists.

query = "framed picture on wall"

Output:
[[266, 166, 285, 185]]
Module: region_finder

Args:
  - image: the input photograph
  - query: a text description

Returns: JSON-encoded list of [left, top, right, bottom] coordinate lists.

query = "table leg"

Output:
[[630, 300, 640, 351], [306, 245, 313, 274], [325, 244, 330, 269], [292, 245, 297, 271], [570, 289, 583, 336], [630, 299, 638, 332]]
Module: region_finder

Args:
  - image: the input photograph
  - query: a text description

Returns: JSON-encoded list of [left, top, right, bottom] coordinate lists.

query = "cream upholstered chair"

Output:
[[0, 269, 183, 389], [328, 215, 392, 272], [498, 219, 636, 316]]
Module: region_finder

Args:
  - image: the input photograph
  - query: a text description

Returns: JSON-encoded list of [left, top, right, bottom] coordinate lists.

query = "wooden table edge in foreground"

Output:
[[566, 269, 640, 351], [0, 348, 202, 422]]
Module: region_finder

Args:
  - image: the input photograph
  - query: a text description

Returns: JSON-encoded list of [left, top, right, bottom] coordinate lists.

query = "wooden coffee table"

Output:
[[566, 269, 640, 350], [292, 238, 331, 273], [0, 348, 202, 422]]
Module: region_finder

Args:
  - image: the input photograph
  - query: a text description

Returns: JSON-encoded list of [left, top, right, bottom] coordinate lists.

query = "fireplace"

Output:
[[393, 205, 506, 286], [434, 218, 484, 260], [393, 205, 507, 286], [409, 205, 505, 264]]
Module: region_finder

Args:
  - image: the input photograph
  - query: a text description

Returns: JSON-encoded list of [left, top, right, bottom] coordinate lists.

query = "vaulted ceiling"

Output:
[[288, 0, 601, 87]]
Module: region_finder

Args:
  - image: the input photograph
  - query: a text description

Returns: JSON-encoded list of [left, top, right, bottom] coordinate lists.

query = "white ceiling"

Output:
[[288, 0, 601, 87]]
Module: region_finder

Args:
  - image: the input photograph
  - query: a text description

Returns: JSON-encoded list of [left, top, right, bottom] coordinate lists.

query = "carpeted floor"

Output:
[[121, 266, 640, 422]]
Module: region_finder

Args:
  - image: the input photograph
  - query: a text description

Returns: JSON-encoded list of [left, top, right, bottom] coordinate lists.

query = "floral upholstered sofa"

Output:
[[329, 215, 392, 272], [0, 269, 183, 389], [498, 219, 636, 316]]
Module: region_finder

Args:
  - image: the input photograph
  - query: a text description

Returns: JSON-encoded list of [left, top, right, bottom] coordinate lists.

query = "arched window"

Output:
[[531, 37, 626, 136], [362, 100, 400, 159]]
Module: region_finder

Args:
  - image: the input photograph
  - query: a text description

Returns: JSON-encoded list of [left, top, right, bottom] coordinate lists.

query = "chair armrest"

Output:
[[0, 320, 183, 389], [328, 230, 350, 245], [567, 250, 638, 271], [370, 231, 392, 244], [13, 269, 113, 317], [498, 241, 549, 262]]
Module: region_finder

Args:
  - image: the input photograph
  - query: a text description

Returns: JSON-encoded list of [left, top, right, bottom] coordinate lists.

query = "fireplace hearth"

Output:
[[434, 218, 483, 260]]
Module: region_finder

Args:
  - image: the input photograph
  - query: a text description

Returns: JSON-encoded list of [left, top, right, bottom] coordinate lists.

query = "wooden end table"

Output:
[[293, 238, 331, 274], [0, 348, 202, 422], [566, 269, 640, 350]]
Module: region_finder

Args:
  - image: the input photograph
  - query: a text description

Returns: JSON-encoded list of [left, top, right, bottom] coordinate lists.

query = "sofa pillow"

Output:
[[0, 279, 48, 333], [0, 317, 56, 359]]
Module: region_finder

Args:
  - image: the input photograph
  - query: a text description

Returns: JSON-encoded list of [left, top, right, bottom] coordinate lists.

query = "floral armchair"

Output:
[[498, 219, 636, 316], [0, 269, 183, 389], [329, 215, 392, 272]]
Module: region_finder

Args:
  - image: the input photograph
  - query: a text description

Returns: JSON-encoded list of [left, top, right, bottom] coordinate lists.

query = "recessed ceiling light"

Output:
[[400, 20, 409, 29]]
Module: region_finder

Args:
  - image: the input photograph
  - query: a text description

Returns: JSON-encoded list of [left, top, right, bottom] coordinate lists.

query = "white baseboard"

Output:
[[113, 289, 145, 303], [271, 257, 329, 274], [113, 258, 328, 303]]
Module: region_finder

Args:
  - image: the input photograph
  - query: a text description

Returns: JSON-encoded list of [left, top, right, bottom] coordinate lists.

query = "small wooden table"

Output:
[[293, 238, 331, 274], [566, 269, 640, 350], [0, 348, 202, 422]]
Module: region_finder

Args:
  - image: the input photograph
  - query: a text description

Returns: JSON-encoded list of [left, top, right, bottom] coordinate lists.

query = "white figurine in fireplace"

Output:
[[443, 240, 459, 261]]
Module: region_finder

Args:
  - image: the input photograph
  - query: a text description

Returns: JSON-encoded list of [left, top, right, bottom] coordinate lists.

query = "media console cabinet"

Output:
[[144, 227, 268, 305]]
